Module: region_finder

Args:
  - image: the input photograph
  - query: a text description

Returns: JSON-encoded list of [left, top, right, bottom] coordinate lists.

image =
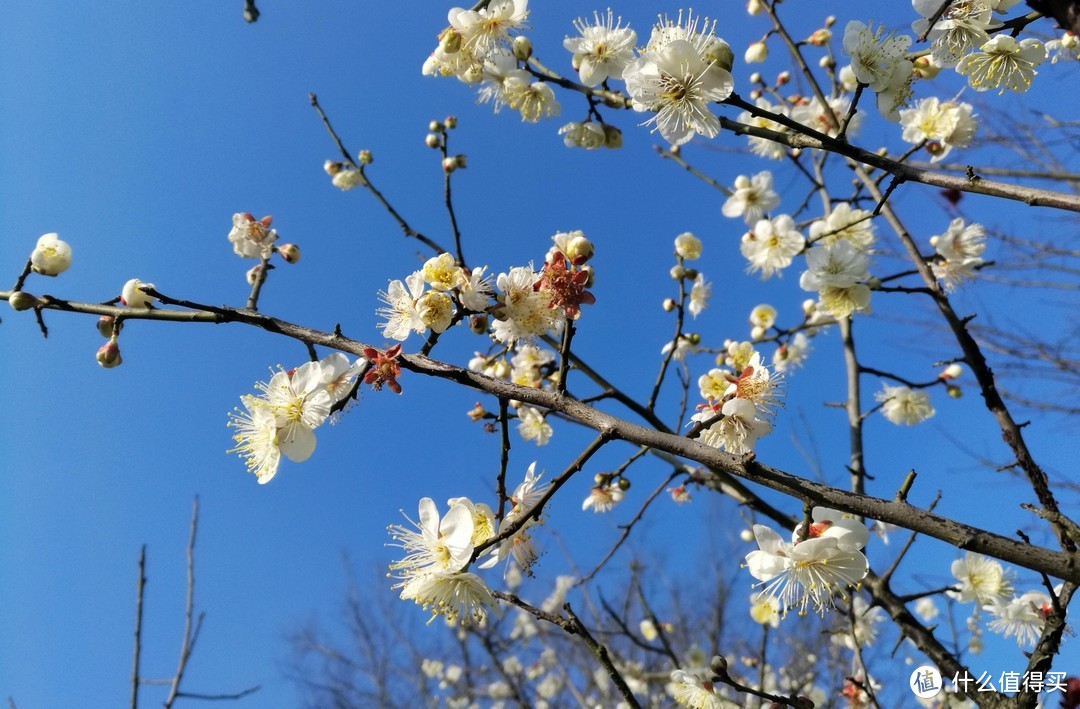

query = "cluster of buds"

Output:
[[442, 154, 467, 173]]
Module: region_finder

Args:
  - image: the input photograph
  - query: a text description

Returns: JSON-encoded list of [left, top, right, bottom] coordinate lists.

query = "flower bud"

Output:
[[912, 55, 941, 79], [442, 157, 458, 173], [565, 235, 594, 263], [674, 232, 702, 260], [670, 265, 686, 280], [941, 363, 964, 380], [425, 133, 441, 149], [617, 478, 631, 491], [825, 15, 836, 27], [461, 63, 484, 84], [357, 150, 373, 165], [467, 402, 487, 421], [97, 315, 119, 338], [469, 314, 489, 334], [739, 528, 755, 542], [706, 39, 735, 74], [662, 298, 676, 312], [278, 243, 301, 264], [867, 276, 882, 290], [682, 268, 699, 281], [687, 332, 701, 345], [602, 124, 623, 149], [8, 291, 40, 311], [710, 655, 730, 677], [802, 299, 817, 316], [444, 116, 458, 129], [749, 89, 762, 101], [246, 264, 263, 286], [97, 339, 122, 368], [669, 144, 681, 157], [926, 140, 943, 156], [428, 120, 444, 133], [323, 160, 342, 175], [30, 233, 72, 277], [947, 384, 962, 399], [121, 278, 156, 308], [744, 41, 768, 64], [746, 0, 763, 15], [751, 326, 766, 340], [511, 35, 532, 61], [818, 55, 835, 69], [776, 71, 791, 85], [439, 28, 462, 54], [807, 28, 832, 46], [749, 72, 762, 84]]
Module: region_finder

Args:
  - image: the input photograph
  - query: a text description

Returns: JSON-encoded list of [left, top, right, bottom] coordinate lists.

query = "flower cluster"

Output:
[[378, 253, 492, 341], [690, 349, 782, 456], [228, 354, 362, 484], [745, 508, 871, 616]]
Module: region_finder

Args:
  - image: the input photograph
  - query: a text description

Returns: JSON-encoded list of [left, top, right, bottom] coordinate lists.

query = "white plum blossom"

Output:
[[448, 0, 529, 59], [623, 14, 734, 146], [842, 21, 912, 92], [563, 10, 637, 87], [913, 0, 998, 67], [957, 35, 1046, 93], [698, 368, 732, 401], [121, 278, 156, 308], [899, 97, 978, 163], [745, 509, 870, 616], [477, 52, 527, 112], [320, 353, 363, 406], [389, 498, 476, 578], [331, 167, 366, 191], [260, 360, 333, 463], [674, 232, 703, 260], [517, 405, 552, 445], [227, 213, 277, 259], [378, 271, 427, 341], [582, 484, 625, 513], [799, 241, 871, 318], [749, 304, 777, 330], [668, 669, 724, 709], [809, 203, 876, 249], [687, 273, 710, 318], [875, 385, 934, 426], [791, 95, 861, 138], [949, 553, 1013, 604], [662, 334, 699, 362], [738, 98, 789, 160], [740, 215, 805, 278], [492, 265, 563, 344], [931, 218, 986, 291], [833, 596, 886, 650], [227, 396, 282, 484], [422, 253, 467, 291], [459, 265, 494, 312], [558, 121, 605, 149], [721, 171, 780, 225], [772, 332, 811, 374], [416, 291, 455, 333], [985, 590, 1054, 646], [1047, 32, 1080, 63], [693, 397, 772, 455], [504, 75, 561, 122], [30, 233, 72, 276]]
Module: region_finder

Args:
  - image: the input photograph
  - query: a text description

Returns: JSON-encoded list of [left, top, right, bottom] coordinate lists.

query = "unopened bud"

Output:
[[602, 124, 623, 149], [749, 89, 762, 100], [8, 291, 40, 311], [97, 339, 122, 368], [662, 298, 676, 312], [357, 150, 373, 165], [467, 402, 487, 421], [454, 154, 467, 169], [710, 655, 729, 677], [746, 0, 764, 15], [941, 363, 964, 380], [565, 235, 594, 263], [425, 133, 441, 149], [947, 384, 962, 399], [776, 70, 791, 85], [323, 160, 342, 176], [442, 157, 458, 173], [706, 39, 735, 74], [751, 325, 766, 340], [818, 55, 835, 69], [669, 144, 681, 157], [617, 478, 631, 491], [594, 472, 608, 485], [802, 299, 817, 316], [912, 55, 941, 79], [807, 28, 832, 46], [825, 15, 836, 27], [469, 314, 489, 334], [687, 332, 701, 345], [429, 120, 444, 133], [739, 528, 755, 542], [682, 268, 699, 281], [749, 72, 762, 84], [278, 243, 301, 264], [511, 35, 532, 61], [926, 140, 943, 156], [439, 28, 463, 54], [867, 276, 882, 290], [744, 41, 768, 64], [97, 315, 119, 338], [444, 116, 458, 129], [246, 264, 263, 286], [670, 265, 686, 280]]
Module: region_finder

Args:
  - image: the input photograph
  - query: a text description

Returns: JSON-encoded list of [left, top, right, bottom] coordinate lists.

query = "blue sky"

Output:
[[2, 1, 1078, 706]]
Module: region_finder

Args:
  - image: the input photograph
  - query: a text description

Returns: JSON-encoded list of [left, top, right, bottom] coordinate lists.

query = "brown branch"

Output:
[[164, 497, 201, 709], [130, 545, 146, 709]]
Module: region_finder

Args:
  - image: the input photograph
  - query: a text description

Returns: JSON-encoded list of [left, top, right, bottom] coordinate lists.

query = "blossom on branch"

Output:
[[875, 385, 934, 426], [721, 171, 780, 225], [799, 241, 871, 318], [227, 213, 277, 259], [563, 9, 637, 87], [899, 97, 977, 163], [957, 35, 1046, 93], [30, 233, 72, 276], [740, 215, 805, 278]]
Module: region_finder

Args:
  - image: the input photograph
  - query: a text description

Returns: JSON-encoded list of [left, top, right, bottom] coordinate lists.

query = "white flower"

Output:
[[260, 361, 333, 463], [931, 218, 986, 291], [749, 594, 780, 627], [504, 75, 561, 122], [875, 385, 934, 426], [661, 334, 699, 362], [799, 241, 871, 318], [957, 35, 1046, 93], [227, 213, 277, 259], [698, 368, 732, 401], [398, 571, 495, 625], [416, 291, 455, 333], [331, 168, 366, 190], [477, 52, 529, 113], [422, 253, 466, 291], [674, 232, 703, 260], [738, 98, 789, 159], [745, 515, 869, 616], [809, 203, 876, 249], [912, 0, 997, 67], [378, 271, 427, 341], [791, 96, 861, 138], [320, 353, 363, 405], [582, 484, 624, 513], [842, 21, 912, 92], [985, 590, 1053, 646], [949, 553, 1013, 604], [687, 273, 711, 318], [693, 398, 772, 454], [772, 333, 810, 373], [448, 0, 529, 59], [447, 496, 497, 547], [914, 597, 939, 622], [459, 265, 493, 311], [121, 278, 156, 308], [227, 396, 282, 484], [793, 507, 871, 551], [29, 233, 72, 276], [726, 351, 784, 420], [510, 344, 554, 385], [833, 596, 885, 650], [492, 265, 562, 344], [899, 97, 978, 163], [623, 17, 734, 146], [668, 670, 724, 709], [721, 171, 780, 225], [517, 406, 552, 445], [389, 497, 476, 578], [1046, 32, 1080, 63], [563, 10, 637, 87], [749, 304, 777, 330], [740, 215, 805, 278], [558, 121, 605, 149]]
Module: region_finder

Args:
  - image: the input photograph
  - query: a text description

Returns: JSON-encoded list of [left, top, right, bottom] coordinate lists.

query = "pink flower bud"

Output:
[[278, 243, 301, 264], [97, 339, 122, 368]]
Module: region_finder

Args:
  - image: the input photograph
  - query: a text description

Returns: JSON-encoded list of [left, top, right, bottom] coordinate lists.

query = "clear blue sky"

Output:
[[1, 1, 1077, 706]]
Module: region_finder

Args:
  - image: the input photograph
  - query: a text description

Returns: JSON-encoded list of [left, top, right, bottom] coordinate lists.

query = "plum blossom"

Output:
[[558, 121, 605, 149], [491, 265, 563, 344], [582, 484, 625, 513], [448, 0, 529, 59], [563, 9, 637, 87], [378, 271, 427, 341], [687, 273, 710, 318], [517, 405, 552, 445], [121, 278, 156, 308], [668, 669, 725, 709], [931, 218, 986, 290], [772, 332, 811, 374], [721, 171, 780, 225], [949, 553, 1013, 604], [957, 35, 1046, 93], [875, 385, 934, 426], [913, 0, 998, 67], [227, 213, 277, 259], [900, 97, 978, 163], [674, 232, 702, 260], [740, 215, 805, 278], [1047, 32, 1080, 63], [30, 233, 72, 276], [738, 98, 788, 159], [985, 590, 1054, 646], [799, 241, 871, 318], [842, 21, 912, 92], [692, 398, 772, 455], [227, 397, 282, 484], [808, 203, 876, 250]]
